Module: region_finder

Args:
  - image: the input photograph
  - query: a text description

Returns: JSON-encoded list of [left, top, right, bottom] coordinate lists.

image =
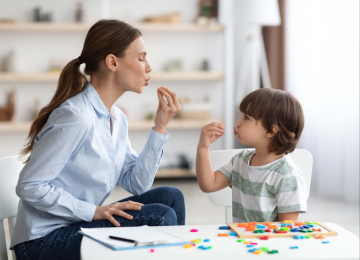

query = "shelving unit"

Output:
[[0, 1, 235, 177], [0, 71, 224, 82], [155, 168, 196, 179], [0, 22, 224, 33]]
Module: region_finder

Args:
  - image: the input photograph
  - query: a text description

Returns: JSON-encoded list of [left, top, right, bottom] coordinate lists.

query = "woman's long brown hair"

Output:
[[20, 20, 141, 162]]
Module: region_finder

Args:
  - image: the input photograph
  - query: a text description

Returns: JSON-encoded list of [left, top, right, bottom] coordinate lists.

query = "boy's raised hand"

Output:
[[198, 122, 225, 149]]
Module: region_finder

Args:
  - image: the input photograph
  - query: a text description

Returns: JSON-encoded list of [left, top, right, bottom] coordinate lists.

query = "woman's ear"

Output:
[[105, 54, 117, 72], [267, 124, 279, 138]]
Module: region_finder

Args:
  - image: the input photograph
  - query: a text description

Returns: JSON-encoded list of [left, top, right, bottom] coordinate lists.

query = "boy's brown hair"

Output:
[[239, 88, 304, 155]]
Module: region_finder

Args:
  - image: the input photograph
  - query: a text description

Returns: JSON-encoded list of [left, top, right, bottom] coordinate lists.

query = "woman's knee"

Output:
[[151, 203, 177, 226], [154, 186, 185, 203]]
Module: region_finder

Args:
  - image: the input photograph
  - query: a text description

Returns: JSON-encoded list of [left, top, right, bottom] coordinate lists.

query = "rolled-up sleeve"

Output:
[[118, 128, 170, 195], [16, 105, 96, 222], [275, 171, 308, 214]]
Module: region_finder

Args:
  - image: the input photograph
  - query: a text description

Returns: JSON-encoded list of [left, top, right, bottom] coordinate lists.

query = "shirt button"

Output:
[[111, 163, 114, 167]]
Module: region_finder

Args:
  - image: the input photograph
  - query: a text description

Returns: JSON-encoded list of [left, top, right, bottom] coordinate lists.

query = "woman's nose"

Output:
[[146, 62, 152, 73]]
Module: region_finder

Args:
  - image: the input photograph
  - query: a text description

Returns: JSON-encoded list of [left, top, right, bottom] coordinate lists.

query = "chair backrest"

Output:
[[0, 155, 23, 220], [0, 155, 24, 260], [208, 149, 313, 207]]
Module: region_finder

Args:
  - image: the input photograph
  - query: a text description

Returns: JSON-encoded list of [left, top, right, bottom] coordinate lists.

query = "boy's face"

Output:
[[234, 114, 269, 148]]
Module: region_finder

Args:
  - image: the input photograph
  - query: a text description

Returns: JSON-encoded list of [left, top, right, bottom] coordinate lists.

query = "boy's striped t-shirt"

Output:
[[218, 150, 307, 223]]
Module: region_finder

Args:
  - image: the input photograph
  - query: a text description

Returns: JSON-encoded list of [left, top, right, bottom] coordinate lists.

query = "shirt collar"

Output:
[[84, 83, 118, 120], [110, 106, 119, 120]]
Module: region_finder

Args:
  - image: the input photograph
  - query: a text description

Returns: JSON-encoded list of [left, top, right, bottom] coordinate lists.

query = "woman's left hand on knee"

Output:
[[92, 201, 144, 227]]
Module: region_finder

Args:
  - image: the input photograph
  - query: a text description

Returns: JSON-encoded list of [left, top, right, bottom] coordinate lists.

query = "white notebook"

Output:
[[79, 225, 189, 250]]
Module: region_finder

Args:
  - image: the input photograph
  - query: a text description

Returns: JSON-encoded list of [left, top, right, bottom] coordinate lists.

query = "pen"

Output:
[[109, 236, 138, 244], [108, 236, 169, 247]]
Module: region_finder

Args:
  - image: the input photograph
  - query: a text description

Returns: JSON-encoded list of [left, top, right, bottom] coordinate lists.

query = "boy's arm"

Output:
[[278, 212, 299, 222], [196, 148, 231, 192], [196, 122, 231, 193]]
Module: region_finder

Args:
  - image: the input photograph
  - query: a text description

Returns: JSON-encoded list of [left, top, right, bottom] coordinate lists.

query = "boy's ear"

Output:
[[266, 124, 279, 138]]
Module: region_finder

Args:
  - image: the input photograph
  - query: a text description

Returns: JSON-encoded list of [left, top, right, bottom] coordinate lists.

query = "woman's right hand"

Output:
[[153, 87, 181, 134], [92, 200, 144, 227], [198, 122, 225, 149]]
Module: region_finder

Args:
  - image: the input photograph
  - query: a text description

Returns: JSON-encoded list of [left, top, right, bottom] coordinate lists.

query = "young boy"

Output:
[[196, 88, 307, 222]]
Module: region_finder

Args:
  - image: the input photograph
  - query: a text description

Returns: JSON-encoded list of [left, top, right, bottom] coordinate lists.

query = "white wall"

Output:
[[286, 0, 359, 202], [232, 0, 255, 149]]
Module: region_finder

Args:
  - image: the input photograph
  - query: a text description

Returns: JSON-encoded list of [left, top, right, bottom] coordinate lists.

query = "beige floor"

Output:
[[105, 179, 359, 237]]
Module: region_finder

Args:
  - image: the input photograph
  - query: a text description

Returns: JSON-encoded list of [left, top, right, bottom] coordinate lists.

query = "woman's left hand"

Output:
[[154, 87, 181, 134]]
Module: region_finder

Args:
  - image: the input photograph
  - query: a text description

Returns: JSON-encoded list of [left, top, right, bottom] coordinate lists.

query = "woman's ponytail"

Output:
[[19, 59, 87, 162]]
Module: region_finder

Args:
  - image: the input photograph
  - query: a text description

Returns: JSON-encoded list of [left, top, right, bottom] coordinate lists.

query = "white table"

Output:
[[81, 223, 359, 260]]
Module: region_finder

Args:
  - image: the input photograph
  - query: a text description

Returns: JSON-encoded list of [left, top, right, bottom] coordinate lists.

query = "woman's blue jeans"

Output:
[[13, 186, 185, 260]]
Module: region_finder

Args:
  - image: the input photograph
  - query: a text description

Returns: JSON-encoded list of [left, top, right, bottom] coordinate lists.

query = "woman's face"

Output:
[[115, 36, 151, 94]]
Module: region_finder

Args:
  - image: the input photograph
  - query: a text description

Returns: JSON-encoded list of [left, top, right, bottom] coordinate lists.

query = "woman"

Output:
[[11, 20, 185, 260]]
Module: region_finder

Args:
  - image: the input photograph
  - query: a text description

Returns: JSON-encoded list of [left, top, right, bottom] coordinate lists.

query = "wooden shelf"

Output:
[[129, 118, 220, 130], [0, 73, 60, 82], [0, 23, 224, 33], [151, 71, 224, 81], [0, 122, 30, 133], [155, 168, 196, 178], [0, 72, 224, 82], [0, 119, 221, 133]]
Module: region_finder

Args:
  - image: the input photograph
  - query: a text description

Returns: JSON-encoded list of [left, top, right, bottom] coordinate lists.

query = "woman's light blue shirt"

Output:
[[11, 83, 170, 247]]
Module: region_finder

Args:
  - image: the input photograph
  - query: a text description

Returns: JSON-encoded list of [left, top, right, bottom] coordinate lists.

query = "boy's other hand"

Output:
[[198, 122, 225, 149]]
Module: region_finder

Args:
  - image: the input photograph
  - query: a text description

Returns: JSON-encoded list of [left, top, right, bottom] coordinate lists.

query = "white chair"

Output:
[[209, 149, 313, 223], [0, 155, 24, 260]]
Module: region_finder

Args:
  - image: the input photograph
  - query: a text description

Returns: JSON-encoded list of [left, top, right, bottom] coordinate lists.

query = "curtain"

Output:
[[285, 0, 359, 202], [262, 0, 286, 91]]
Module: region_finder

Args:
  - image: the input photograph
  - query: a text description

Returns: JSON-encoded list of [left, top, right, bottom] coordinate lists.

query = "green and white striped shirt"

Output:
[[218, 150, 307, 223]]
